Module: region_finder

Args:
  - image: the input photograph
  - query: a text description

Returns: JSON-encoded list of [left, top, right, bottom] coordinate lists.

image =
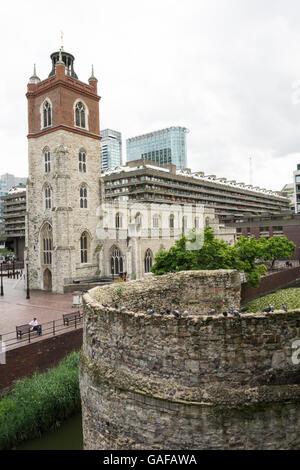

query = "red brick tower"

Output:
[[26, 49, 102, 293]]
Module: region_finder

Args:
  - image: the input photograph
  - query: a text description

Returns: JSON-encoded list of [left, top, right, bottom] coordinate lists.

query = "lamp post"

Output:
[[0, 259, 4, 296], [25, 256, 30, 300]]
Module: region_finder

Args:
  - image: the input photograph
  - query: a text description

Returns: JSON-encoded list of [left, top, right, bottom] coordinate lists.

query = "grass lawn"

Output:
[[244, 288, 300, 312], [0, 351, 81, 450]]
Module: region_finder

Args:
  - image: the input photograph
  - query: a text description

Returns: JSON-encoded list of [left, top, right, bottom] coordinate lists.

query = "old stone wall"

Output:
[[79, 271, 300, 450], [89, 270, 241, 315]]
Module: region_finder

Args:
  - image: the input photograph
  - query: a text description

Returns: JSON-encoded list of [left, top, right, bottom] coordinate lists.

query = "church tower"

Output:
[[26, 49, 101, 293]]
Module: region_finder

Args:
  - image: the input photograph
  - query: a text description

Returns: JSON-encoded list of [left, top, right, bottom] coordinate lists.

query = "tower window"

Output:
[[79, 150, 87, 172], [75, 102, 86, 128], [44, 151, 51, 173], [41, 223, 53, 265], [80, 232, 89, 263], [45, 186, 52, 210], [115, 212, 123, 228], [43, 101, 52, 128], [80, 185, 88, 208]]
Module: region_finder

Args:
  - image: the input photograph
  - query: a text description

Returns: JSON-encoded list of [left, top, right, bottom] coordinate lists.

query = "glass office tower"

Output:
[[126, 127, 188, 169], [100, 129, 122, 170]]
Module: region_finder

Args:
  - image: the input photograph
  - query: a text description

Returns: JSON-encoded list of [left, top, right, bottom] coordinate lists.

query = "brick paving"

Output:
[[0, 277, 79, 349]]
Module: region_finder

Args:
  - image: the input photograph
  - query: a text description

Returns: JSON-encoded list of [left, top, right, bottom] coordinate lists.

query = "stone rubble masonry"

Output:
[[89, 269, 241, 315], [79, 270, 300, 450]]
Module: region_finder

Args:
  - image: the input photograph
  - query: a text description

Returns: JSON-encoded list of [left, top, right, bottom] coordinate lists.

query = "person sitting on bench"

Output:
[[29, 318, 41, 335]]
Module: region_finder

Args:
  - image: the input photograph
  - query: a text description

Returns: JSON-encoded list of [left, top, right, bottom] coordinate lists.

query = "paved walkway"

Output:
[[0, 277, 74, 336]]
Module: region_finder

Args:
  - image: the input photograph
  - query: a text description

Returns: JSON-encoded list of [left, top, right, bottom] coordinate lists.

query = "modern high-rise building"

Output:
[[100, 129, 122, 170], [281, 183, 295, 210], [126, 127, 188, 169]]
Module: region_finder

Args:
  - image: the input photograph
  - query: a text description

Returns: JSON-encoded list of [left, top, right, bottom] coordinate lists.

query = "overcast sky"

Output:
[[1, 0, 300, 191]]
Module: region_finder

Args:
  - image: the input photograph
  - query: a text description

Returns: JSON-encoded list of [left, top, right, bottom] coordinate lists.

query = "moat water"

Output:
[[16, 413, 83, 450]]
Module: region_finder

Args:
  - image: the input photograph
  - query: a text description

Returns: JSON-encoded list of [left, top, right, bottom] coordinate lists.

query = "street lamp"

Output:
[[25, 256, 30, 300], [0, 259, 4, 297]]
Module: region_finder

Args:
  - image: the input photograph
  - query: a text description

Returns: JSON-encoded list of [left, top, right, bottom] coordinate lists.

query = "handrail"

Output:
[[1, 314, 83, 352]]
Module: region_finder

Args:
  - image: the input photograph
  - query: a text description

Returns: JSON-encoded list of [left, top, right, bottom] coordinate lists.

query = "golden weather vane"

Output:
[[60, 30, 64, 50]]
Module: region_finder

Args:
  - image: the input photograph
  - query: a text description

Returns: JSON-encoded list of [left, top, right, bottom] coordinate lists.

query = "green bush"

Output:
[[0, 351, 81, 450]]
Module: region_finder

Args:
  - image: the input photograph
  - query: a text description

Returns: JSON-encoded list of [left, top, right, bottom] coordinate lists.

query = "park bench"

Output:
[[63, 311, 82, 326], [16, 323, 42, 339]]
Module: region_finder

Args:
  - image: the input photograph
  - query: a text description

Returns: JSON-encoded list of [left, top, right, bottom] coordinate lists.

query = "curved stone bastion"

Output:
[[79, 270, 300, 450]]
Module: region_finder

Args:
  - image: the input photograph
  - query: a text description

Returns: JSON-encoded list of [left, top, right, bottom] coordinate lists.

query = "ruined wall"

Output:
[[89, 270, 241, 315], [79, 270, 300, 450]]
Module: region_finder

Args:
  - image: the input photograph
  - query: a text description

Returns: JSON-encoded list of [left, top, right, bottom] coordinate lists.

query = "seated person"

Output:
[[29, 318, 41, 335]]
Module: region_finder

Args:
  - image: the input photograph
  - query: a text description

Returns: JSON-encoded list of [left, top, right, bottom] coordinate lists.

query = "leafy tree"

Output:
[[151, 228, 296, 288], [257, 236, 296, 269], [231, 236, 267, 287], [0, 248, 12, 259], [150, 235, 198, 275]]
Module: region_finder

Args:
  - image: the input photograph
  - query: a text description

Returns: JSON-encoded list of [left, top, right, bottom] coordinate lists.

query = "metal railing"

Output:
[[0, 262, 24, 278], [0, 314, 83, 352], [240, 260, 300, 284]]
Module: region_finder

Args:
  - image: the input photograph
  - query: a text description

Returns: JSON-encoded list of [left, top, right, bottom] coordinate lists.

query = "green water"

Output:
[[16, 413, 83, 450]]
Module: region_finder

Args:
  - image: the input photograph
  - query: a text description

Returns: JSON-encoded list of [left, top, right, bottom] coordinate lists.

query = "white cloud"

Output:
[[1, 0, 300, 191]]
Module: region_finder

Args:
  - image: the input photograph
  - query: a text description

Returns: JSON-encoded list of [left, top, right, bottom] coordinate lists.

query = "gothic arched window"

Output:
[[40, 223, 53, 266], [43, 101, 52, 128], [75, 101, 86, 128], [80, 185, 88, 208], [80, 232, 90, 264], [44, 149, 51, 173], [111, 247, 123, 275], [79, 149, 87, 172], [144, 249, 153, 273], [45, 185, 52, 210], [169, 214, 174, 229]]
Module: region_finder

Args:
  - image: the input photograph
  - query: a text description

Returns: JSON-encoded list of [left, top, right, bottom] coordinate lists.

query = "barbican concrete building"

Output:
[[102, 160, 290, 221], [1, 185, 26, 260]]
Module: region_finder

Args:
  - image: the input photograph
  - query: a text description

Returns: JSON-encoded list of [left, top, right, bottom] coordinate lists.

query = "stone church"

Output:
[[25, 49, 236, 293]]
